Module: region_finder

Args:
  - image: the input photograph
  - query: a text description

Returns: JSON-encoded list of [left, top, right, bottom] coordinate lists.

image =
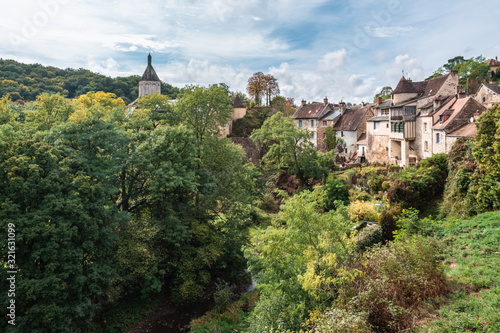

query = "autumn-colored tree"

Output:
[[247, 73, 280, 106]]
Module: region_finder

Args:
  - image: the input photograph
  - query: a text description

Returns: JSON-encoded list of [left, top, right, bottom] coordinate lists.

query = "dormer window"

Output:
[[439, 115, 443, 124]]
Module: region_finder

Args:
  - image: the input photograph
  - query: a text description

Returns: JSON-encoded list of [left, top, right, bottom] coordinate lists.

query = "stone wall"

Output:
[[476, 86, 500, 109]]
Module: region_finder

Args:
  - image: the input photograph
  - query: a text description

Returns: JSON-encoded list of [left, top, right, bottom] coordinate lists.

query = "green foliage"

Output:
[[347, 200, 380, 223], [416, 211, 500, 332], [0, 138, 120, 332], [385, 154, 448, 210], [356, 224, 383, 251], [0, 59, 181, 104], [324, 174, 349, 210], [313, 309, 373, 333], [252, 112, 328, 187], [176, 84, 233, 151]]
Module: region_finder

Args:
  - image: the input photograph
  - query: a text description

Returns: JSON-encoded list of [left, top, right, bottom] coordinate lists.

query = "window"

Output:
[[323, 133, 326, 139], [381, 109, 389, 115], [483, 97, 486, 102], [341, 131, 344, 137], [439, 115, 443, 124], [424, 141, 429, 151], [424, 123, 427, 132], [391, 123, 403, 133], [311, 132, 314, 139], [323, 121, 327, 127], [374, 121, 380, 130], [311, 120, 314, 127], [387, 123, 389, 128], [298, 120, 302, 128], [436, 133, 441, 144]]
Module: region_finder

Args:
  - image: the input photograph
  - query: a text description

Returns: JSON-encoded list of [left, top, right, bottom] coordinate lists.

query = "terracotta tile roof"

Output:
[[432, 97, 486, 133], [485, 58, 500, 67], [332, 105, 373, 131], [292, 102, 332, 119]]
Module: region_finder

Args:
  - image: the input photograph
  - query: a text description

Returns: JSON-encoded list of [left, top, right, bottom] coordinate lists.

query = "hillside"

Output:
[[0, 59, 180, 104]]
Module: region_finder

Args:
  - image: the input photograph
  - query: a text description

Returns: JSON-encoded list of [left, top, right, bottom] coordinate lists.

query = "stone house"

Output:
[[332, 101, 374, 158], [387, 71, 459, 165], [475, 83, 500, 109], [292, 97, 334, 147], [366, 98, 391, 164], [430, 96, 486, 154], [484, 57, 500, 74], [316, 106, 341, 151]]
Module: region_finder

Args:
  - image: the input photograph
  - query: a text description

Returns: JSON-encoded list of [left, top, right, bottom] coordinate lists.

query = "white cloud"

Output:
[[365, 26, 414, 38], [318, 49, 347, 73], [385, 54, 424, 84]]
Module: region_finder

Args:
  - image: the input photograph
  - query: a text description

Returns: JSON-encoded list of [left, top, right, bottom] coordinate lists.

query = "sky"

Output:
[[1, 0, 500, 104]]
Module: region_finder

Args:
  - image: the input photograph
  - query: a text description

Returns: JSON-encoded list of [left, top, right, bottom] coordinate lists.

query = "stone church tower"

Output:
[[139, 54, 161, 97]]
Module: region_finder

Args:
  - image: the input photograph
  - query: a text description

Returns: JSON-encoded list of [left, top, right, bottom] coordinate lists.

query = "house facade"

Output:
[[366, 98, 391, 164], [386, 71, 459, 165], [475, 83, 500, 109], [292, 97, 334, 147], [332, 101, 374, 159]]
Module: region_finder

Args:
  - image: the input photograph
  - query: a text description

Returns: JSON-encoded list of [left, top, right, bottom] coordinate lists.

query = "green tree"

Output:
[[373, 86, 393, 102], [176, 84, 233, 154], [252, 112, 326, 187], [0, 138, 120, 332], [25, 93, 75, 131]]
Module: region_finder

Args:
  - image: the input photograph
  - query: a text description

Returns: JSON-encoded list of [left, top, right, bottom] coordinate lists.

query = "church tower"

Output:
[[139, 54, 161, 97]]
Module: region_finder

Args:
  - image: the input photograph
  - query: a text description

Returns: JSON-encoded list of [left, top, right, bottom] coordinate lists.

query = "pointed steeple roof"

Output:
[[141, 54, 160, 82]]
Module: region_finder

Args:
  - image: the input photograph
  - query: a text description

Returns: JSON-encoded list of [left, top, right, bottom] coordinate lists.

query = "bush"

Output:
[[347, 200, 380, 223], [379, 205, 401, 242], [349, 189, 372, 202], [324, 174, 349, 211], [313, 309, 373, 333], [214, 281, 235, 313], [356, 224, 383, 251], [347, 236, 447, 332]]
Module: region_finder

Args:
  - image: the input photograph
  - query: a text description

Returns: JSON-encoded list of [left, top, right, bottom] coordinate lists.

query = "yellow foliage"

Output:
[[347, 200, 380, 222], [70, 91, 126, 124]]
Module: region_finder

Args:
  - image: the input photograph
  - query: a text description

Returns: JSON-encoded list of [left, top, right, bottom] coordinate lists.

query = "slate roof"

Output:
[[367, 115, 389, 122], [393, 77, 418, 94], [356, 133, 367, 145], [332, 105, 373, 131], [448, 122, 477, 137], [292, 102, 332, 119], [141, 54, 161, 82], [483, 83, 500, 95], [231, 95, 245, 108], [392, 73, 452, 98], [319, 109, 340, 121]]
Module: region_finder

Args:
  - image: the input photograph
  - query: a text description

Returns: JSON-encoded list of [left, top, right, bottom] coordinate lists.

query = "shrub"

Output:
[[367, 173, 385, 194], [356, 224, 383, 251], [214, 281, 235, 313], [324, 174, 349, 211], [347, 200, 380, 222], [347, 236, 447, 332], [379, 205, 401, 242], [313, 309, 373, 333], [349, 189, 371, 202]]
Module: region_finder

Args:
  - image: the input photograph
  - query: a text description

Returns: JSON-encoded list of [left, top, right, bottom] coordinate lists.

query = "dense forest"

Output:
[[1, 58, 500, 332], [0, 59, 181, 104]]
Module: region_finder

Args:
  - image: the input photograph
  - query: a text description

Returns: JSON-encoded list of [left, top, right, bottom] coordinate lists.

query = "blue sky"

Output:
[[1, 0, 499, 104]]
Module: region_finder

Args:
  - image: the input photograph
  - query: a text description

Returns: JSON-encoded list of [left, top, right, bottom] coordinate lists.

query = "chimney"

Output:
[[377, 96, 383, 105], [339, 100, 346, 115], [496, 56, 498, 61], [323, 96, 328, 105], [457, 85, 466, 99], [450, 70, 459, 77], [433, 95, 441, 111], [301, 99, 306, 107]]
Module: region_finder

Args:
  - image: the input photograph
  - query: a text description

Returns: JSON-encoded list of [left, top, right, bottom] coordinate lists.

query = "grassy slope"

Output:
[[416, 211, 500, 332]]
